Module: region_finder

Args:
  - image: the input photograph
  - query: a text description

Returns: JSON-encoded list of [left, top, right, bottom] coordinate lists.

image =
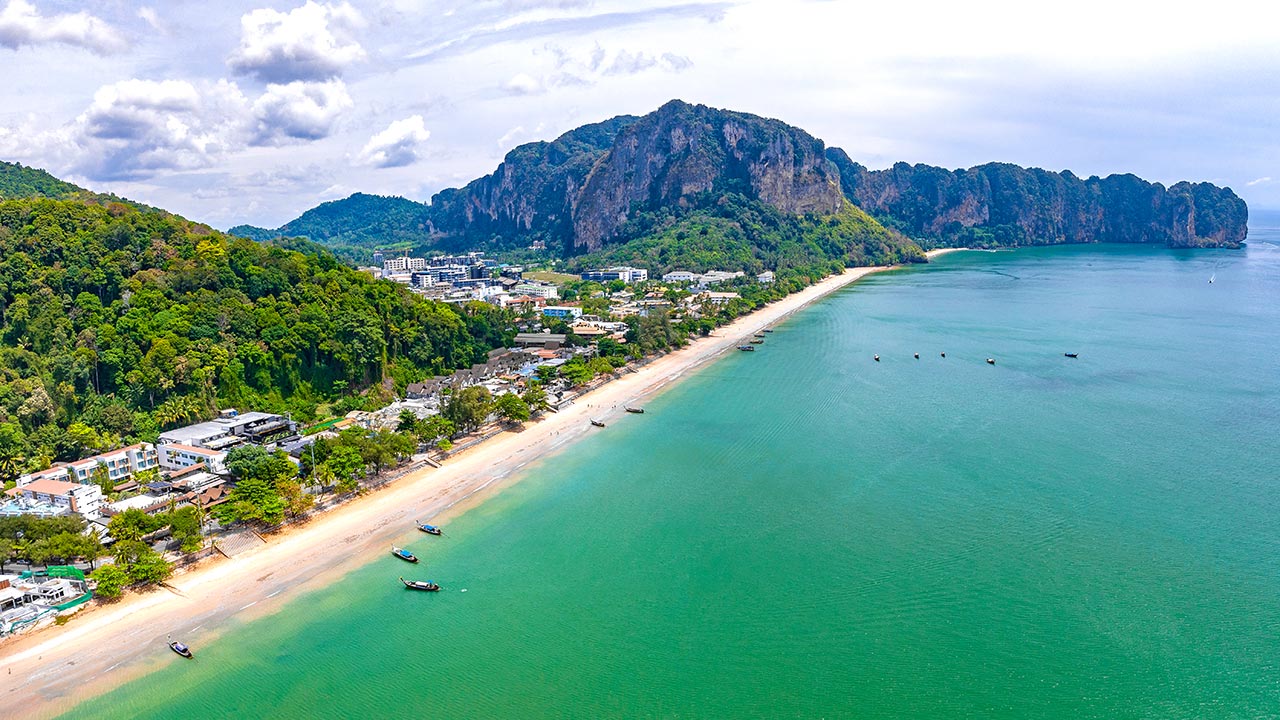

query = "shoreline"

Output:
[[0, 251, 956, 718]]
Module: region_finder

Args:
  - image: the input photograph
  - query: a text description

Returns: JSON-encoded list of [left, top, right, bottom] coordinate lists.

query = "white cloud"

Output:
[[137, 7, 164, 33], [0, 74, 356, 181], [3, 0, 1280, 226], [357, 115, 430, 168], [0, 0, 128, 54], [228, 1, 366, 83], [1246, 177, 1271, 187], [251, 79, 354, 145], [501, 43, 694, 95], [496, 125, 526, 148], [72, 79, 251, 180], [504, 72, 543, 95]]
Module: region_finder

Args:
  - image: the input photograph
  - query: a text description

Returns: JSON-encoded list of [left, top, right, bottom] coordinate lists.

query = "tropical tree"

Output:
[[534, 365, 559, 384], [89, 564, 130, 600], [414, 416, 455, 446], [90, 465, 113, 495], [443, 386, 493, 432], [396, 409, 420, 433], [325, 445, 364, 493], [587, 356, 615, 376], [278, 480, 315, 518], [82, 528, 105, 569], [494, 393, 531, 425], [521, 383, 550, 413], [217, 476, 286, 526], [108, 509, 163, 543], [127, 550, 173, 585], [168, 506, 204, 553], [560, 357, 593, 386]]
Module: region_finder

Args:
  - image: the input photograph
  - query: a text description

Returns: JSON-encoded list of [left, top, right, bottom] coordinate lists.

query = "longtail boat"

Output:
[[392, 546, 419, 563], [401, 577, 440, 592]]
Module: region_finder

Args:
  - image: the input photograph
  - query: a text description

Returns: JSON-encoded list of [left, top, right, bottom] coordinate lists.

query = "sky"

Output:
[[0, 0, 1277, 230]]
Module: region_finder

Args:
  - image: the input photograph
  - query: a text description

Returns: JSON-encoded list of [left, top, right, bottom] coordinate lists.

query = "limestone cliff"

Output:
[[570, 100, 845, 251], [236, 101, 1249, 256], [826, 152, 1248, 248]]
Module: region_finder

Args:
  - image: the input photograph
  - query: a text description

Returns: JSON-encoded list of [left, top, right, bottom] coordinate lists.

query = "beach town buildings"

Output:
[[699, 270, 745, 287], [382, 256, 428, 272], [659, 269, 750, 288], [698, 291, 742, 306], [662, 270, 701, 283], [156, 443, 229, 475], [4, 443, 166, 519], [16, 444, 160, 489], [581, 266, 649, 284], [513, 282, 559, 299], [0, 568, 93, 637], [158, 409, 296, 455], [3, 479, 105, 519], [542, 305, 583, 320]]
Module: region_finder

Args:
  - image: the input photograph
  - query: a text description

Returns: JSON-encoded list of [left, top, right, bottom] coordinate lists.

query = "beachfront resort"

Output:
[[0, 259, 782, 642]]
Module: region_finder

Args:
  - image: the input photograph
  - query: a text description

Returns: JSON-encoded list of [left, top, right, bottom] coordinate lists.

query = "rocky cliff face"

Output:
[[827, 152, 1248, 248], [237, 101, 1248, 256], [569, 100, 845, 251], [426, 115, 637, 250], [424, 101, 845, 253]]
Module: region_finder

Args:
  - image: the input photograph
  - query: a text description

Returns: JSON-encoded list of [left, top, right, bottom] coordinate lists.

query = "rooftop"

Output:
[[108, 494, 167, 513], [163, 443, 226, 456], [13, 479, 82, 496]]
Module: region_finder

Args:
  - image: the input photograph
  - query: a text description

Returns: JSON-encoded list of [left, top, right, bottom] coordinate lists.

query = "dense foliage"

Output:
[[0, 515, 102, 570], [570, 194, 924, 276], [0, 192, 516, 482], [0, 161, 83, 200], [230, 193, 432, 263]]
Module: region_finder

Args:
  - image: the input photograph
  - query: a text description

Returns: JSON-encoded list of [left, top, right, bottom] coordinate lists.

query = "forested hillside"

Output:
[[0, 161, 83, 199], [230, 193, 432, 262], [571, 193, 924, 275], [0, 192, 513, 482]]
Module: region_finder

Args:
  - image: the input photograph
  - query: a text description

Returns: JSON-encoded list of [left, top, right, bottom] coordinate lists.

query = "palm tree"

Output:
[[83, 528, 105, 570], [153, 398, 180, 429]]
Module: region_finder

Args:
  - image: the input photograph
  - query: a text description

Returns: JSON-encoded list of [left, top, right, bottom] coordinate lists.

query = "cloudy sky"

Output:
[[0, 0, 1277, 229]]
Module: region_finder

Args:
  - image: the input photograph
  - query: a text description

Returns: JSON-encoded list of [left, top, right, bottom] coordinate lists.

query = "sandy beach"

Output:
[[0, 254, 951, 718]]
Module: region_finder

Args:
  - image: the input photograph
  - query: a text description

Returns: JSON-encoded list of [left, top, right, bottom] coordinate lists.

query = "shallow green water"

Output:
[[71, 238, 1280, 719]]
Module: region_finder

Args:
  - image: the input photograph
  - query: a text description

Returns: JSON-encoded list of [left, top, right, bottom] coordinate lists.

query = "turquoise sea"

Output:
[[71, 228, 1280, 719]]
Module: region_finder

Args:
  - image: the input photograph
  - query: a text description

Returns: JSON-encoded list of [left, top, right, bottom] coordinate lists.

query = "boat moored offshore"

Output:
[[392, 546, 420, 563], [401, 577, 441, 592], [417, 522, 443, 535]]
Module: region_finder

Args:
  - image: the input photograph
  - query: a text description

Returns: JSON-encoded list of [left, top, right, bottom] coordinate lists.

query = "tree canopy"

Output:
[[0, 192, 516, 483]]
